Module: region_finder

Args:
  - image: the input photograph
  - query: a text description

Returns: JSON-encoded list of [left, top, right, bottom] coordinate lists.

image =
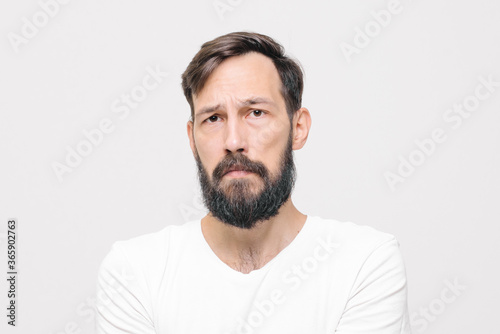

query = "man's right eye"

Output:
[[206, 115, 219, 123]]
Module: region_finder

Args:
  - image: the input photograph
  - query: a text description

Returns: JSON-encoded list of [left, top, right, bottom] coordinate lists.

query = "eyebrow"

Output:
[[195, 97, 276, 117]]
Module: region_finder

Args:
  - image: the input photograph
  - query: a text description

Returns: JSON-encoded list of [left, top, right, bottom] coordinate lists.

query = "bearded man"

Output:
[[96, 31, 412, 334]]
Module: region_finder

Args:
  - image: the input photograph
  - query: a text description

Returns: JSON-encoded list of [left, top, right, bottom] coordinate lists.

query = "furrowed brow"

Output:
[[195, 97, 275, 118], [238, 97, 275, 108], [196, 104, 223, 117]]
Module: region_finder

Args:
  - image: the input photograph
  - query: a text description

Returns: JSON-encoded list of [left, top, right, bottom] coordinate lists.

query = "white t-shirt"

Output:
[[95, 216, 412, 333]]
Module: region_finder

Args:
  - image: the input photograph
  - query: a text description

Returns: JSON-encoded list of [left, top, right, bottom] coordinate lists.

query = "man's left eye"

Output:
[[250, 110, 264, 117]]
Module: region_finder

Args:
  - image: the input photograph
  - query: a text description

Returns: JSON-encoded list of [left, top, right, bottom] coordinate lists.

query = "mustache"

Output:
[[212, 153, 268, 182]]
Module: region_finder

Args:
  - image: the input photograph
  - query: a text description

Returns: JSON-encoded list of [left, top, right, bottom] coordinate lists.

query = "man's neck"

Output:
[[200, 199, 307, 274]]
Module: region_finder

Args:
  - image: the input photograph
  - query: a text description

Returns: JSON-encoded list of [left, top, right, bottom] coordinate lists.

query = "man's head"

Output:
[[181, 32, 311, 229], [182, 32, 304, 122]]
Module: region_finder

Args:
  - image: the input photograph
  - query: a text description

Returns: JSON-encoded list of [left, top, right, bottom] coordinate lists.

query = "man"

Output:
[[96, 32, 411, 333]]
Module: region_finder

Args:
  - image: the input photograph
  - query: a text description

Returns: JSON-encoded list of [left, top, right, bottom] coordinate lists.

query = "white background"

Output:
[[1, 0, 499, 333]]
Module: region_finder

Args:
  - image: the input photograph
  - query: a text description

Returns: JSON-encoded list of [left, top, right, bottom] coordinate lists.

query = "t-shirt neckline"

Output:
[[195, 215, 312, 278]]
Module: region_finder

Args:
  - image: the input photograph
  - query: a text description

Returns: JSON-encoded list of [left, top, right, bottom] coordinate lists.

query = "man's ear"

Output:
[[187, 120, 197, 157], [292, 107, 312, 150]]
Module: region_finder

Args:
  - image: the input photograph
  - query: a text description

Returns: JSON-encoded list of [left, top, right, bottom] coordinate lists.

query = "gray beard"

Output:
[[195, 134, 296, 229]]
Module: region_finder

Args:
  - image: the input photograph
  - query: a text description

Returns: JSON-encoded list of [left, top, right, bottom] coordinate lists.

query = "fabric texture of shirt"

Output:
[[95, 215, 412, 333]]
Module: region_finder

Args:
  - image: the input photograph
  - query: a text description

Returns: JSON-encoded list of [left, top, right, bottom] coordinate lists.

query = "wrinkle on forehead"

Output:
[[195, 96, 277, 118], [193, 52, 286, 117]]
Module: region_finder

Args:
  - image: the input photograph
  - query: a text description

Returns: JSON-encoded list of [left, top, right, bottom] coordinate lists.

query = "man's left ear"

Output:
[[292, 107, 312, 150]]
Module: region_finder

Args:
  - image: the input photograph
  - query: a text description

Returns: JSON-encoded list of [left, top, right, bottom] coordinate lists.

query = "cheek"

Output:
[[252, 124, 290, 175], [194, 134, 220, 171], [253, 118, 289, 149]]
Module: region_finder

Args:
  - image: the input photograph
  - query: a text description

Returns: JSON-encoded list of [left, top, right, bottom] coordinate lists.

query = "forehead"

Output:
[[193, 52, 285, 115]]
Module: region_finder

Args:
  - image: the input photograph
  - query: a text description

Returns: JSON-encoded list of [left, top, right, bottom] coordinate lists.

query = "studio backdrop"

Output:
[[1, 0, 499, 333]]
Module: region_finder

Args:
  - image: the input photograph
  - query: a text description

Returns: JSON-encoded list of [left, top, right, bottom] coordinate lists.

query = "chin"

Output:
[[221, 179, 264, 197]]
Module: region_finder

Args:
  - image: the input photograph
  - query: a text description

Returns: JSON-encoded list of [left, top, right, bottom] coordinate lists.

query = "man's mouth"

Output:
[[224, 165, 253, 177]]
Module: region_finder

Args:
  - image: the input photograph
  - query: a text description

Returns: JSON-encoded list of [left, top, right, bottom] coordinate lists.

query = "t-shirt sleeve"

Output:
[[95, 242, 156, 334], [335, 237, 412, 334]]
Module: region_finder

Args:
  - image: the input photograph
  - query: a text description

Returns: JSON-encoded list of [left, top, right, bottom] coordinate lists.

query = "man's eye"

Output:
[[251, 110, 264, 117], [206, 115, 219, 123]]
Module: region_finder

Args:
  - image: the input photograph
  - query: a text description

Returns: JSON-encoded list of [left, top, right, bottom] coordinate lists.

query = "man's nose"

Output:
[[224, 116, 247, 153]]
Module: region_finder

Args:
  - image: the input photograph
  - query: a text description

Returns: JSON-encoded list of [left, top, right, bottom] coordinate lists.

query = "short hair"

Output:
[[181, 31, 304, 122]]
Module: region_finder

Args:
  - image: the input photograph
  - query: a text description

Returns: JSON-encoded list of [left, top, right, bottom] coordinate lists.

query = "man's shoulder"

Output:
[[306, 215, 398, 252], [103, 220, 199, 267]]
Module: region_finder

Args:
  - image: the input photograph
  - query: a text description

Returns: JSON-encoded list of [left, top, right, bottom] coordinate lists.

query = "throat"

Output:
[[224, 250, 274, 274]]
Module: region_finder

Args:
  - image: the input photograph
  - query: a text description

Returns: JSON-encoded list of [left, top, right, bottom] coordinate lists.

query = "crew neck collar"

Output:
[[195, 215, 312, 278]]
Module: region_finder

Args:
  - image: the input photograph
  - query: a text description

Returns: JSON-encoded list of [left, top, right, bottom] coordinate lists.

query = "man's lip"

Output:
[[224, 170, 253, 177], [224, 165, 247, 173], [223, 167, 252, 176]]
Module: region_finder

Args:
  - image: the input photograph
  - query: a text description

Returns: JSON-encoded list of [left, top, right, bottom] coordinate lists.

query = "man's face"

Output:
[[188, 52, 296, 229]]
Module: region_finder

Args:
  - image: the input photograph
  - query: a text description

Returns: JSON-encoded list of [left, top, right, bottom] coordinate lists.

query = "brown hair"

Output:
[[181, 31, 304, 121]]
